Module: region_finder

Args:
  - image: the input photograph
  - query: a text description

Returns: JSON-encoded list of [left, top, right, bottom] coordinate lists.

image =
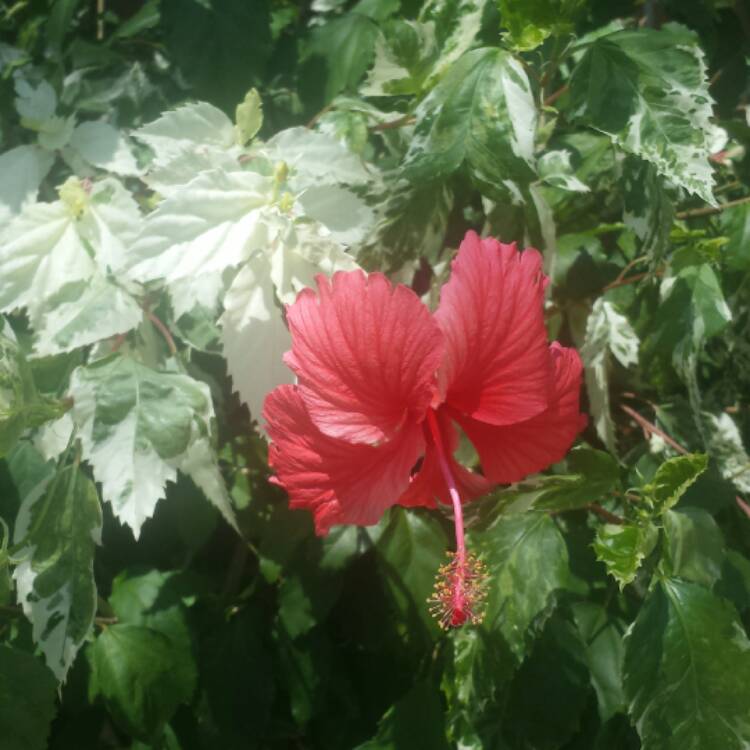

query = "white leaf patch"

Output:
[[0, 178, 143, 354], [220, 253, 294, 429], [133, 101, 242, 196], [260, 127, 370, 190], [127, 170, 275, 314]]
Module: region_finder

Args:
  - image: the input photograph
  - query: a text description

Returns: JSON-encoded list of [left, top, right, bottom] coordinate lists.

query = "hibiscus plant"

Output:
[[1, 1, 750, 749]]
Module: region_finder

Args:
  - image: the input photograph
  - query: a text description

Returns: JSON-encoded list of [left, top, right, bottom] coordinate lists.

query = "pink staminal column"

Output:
[[426, 410, 488, 628]]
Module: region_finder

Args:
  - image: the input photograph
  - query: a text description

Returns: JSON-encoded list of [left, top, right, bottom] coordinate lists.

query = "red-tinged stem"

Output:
[[426, 410, 466, 561]]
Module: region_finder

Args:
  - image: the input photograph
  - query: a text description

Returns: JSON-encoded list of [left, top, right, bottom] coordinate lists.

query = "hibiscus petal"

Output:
[[435, 230, 553, 426], [398, 410, 491, 509], [264, 384, 425, 534], [454, 343, 586, 484], [284, 270, 444, 444]]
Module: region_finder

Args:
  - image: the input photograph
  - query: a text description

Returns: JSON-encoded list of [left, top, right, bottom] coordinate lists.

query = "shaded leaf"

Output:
[[442, 626, 514, 749], [0, 645, 58, 750], [371, 508, 448, 632], [161, 0, 272, 111], [354, 680, 451, 750], [88, 623, 192, 741], [504, 614, 592, 750], [661, 508, 725, 586], [571, 602, 627, 721]]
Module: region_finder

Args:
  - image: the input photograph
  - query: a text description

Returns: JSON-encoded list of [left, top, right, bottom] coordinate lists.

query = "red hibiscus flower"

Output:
[[263, 230, 586, 627]]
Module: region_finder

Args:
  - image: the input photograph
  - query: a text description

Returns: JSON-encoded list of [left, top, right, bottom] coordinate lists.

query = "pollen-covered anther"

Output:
[[428, 551, 489, 629]]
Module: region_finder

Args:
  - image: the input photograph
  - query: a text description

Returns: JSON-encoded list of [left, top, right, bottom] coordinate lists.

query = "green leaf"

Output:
[[504, 615, 592, 750], [624, 578, 750, 750], [402, 47, 536, 187], [570, 26, 717, 204], [111, 0, 160, 39], [720, 201, 750, 270], [654, 264, 731, 361], [88, 623, 193, 741], [307, 12, 380, 101], [581, 298, 639, 453], [198, 607, 275, 745], [234, 88, 263, 145], [161, 0, 272, 112], [354, 681, 451, 750], [363, 181, 453, 270], [661, 508, 725, 586], [571, 602, 626, 721], [441, 627, 515, 749], [371, 508, 448, 632], [503, 447, 620, 513], [472, 513, 571, 659], [499, 0, 584, 50], [46, 0, 81, 56], [715, 551, 750, 615], [0, 320, 66, 457], [69, 355, 236, 538], [108, 569, 196, 695], [593, 522, 658, 589], [361, 20, 439, 96], [276, 528, 357, 639], [417, 0, 488, 85], [0, 645, 58, 750], [12, 460, 102, 681], [647, 453, 708, 512]]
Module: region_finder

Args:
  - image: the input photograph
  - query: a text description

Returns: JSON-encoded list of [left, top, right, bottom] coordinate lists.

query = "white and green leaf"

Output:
[[11, 448, 102, 683], [570, 26, 718, 204], [581, 299, 639, 453], [69, 355, 236, 538]]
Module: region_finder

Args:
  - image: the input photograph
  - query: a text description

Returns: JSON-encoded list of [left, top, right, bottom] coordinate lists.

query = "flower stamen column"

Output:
[[426, 410, 487, 628]]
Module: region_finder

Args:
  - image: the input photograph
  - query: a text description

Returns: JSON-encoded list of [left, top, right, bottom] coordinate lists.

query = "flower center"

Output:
[[425, 410, 487, 628]]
